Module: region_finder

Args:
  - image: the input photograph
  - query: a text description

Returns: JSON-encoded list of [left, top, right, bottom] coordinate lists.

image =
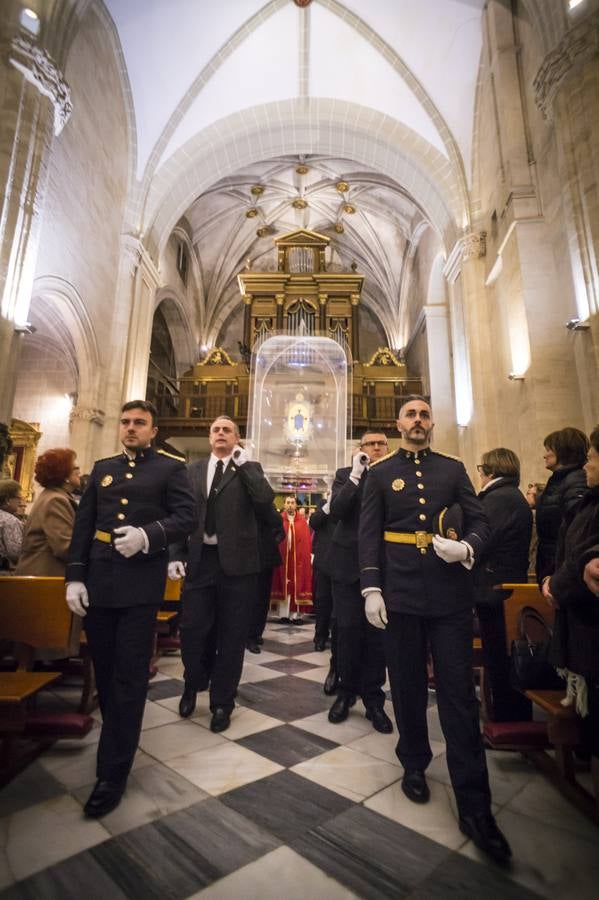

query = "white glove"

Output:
[[66, 582, 89, 617], [322, 500, 331, 515], [114, 525, 146, 558], [168, 560, 186, 580], [351, 452, 369, 480], [364, 590, 388, 629], [432, 534, 469, 564], [233, 446, 249, 466]]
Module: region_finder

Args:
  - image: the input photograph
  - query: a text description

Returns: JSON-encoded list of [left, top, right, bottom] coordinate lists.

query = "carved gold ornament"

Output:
[[334, 222, 344, 233], [246, 208, 258, 218], [292, 198, 308, 209], [251, 185, 264, 196], [296, 164, 309, 175], [343, 203, 356, 214], [392, 478, 405, 492], [101, 475, 113, 487], [336, 181, 349, 193]]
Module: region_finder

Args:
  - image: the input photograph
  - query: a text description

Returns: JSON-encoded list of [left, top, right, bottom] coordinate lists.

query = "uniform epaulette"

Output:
[[95, 453, 122, 463], [433, 450, 462, 462], [157, 448, 186, 462], [369, 448, 399, 468]]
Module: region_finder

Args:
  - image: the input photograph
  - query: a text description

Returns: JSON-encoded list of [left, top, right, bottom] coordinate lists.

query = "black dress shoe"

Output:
[[246, 641, 261, 654], [323, 665, 339, 696], [279, 616, 291, 624], [256, 636, 264, 645], [366, 707, 393, 734], [210, 708, 231, 733], [459, 813, 512, 865], [328, 694, 356, 723], [179, 685, 197, 718], [314, 640, 326, 652], [401, 769, 430, 804], [83, 779, 126, 818]]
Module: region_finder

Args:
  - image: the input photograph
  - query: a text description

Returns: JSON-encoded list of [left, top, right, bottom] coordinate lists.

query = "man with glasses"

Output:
[[359, 396, 512, 865], [327, 431, 392, 733]]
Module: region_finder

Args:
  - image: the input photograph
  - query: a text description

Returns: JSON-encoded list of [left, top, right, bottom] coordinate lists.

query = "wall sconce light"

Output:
[[565, 317, 590, 331], [508, 373, 525, 381], [567, 0, 585, 11], [14, 322, 36, 334], [20, 8, 41, 36]]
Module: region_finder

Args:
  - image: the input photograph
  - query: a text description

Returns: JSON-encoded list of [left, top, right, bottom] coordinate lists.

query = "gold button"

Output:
[[120, 498, 128, 505], [417, 483, 424, 490], [419, 513, 426, 521], [414, 458, 421, 464], [419, 497, 426, 505], [126, 473, 133, 479], [416, 471, 422, 477], [117, 512, 125, 520], [420, 548, 427, 555], [128, 461, 135, 468]]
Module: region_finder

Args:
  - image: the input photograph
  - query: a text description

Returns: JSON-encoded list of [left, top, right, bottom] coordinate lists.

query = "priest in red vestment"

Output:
[[271, 496, 313, 622]]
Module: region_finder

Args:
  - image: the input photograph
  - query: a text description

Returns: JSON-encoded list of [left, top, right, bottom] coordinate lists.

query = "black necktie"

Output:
[[205, 459, 224, 536]]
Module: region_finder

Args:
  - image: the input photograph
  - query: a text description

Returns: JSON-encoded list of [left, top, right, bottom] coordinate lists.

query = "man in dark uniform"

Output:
[[328, 432, 392, 733], [173, 415, 274, 732], [65, 400, 197, 818], [246, 503, 284, 653], [309, 494, 338, 689], [359, 396, 512, 864]]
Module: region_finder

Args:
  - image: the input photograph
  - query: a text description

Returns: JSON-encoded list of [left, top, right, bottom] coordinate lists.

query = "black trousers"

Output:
[[313, 570, 334, 645], [476, 602, 532, 722], [85, 604, 159, 783], [247, 568, 275, 643], [385, 607, 492, 818], [180, 546, 255, 713], [332, 579, 385, 708]]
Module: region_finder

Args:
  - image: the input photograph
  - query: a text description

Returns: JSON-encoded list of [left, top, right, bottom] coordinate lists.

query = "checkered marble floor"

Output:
[[1, 619, 598, 900]]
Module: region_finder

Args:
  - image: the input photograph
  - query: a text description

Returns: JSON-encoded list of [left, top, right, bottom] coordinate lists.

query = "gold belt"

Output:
[[94, 529, 112, 543], [384, 531, 433, 550]]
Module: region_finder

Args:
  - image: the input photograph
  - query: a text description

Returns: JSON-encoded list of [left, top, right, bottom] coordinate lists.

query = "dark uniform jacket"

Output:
[[472, 477, 532, 605], [172, 457, 274, 580], [359, 447, 489, 616], [66, 447, 197, 607], [550, 486, 599, 680], [328, 466, 365, 584], [309, 501, 337, 577], [257, 503, 284, 572]]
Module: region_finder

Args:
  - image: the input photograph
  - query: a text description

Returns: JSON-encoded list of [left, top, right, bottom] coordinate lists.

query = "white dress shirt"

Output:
[[203, 452, 233, 544]]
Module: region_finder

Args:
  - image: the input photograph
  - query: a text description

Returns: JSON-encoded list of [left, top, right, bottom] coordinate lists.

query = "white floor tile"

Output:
[[291, 745, 400, 802], [167, 742, 282, 796], [291, 708, 373, 744], [239, 663, 286, 684], [364, 778, 466, 851], [187, 845, 359, 899], [4, 794, 108, 880], [139, 719, 226, 761], [141, 700, 181, 730]]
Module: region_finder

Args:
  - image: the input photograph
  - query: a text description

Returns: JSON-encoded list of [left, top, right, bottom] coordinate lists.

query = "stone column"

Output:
[[0, 20, 72, 421], [69, 405, 105, 474], [318, 292, 327, 333], [534, 13, 599, 424], [275, 294, 284, 331], [242, 295, 252, 348], [422, 305, 458, 455]]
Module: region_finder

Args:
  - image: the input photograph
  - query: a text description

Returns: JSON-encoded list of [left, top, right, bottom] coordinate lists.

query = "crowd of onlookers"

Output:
[[1, 424, 598, 758]]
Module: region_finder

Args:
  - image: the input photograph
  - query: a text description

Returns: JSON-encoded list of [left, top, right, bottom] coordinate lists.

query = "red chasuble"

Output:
[[271, 511, 313, 612]]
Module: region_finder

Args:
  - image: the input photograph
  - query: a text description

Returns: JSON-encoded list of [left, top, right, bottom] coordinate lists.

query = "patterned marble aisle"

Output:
[[1, 619, 598, 900]]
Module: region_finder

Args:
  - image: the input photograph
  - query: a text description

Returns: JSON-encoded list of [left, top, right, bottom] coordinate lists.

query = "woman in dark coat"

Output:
[[532, 427, 589, 584], [544, 426, 599, 758], [474, 447, 533, 721]]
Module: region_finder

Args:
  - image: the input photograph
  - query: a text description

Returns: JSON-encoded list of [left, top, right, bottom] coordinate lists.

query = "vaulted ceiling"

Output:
[[102, 0, 487, 349]]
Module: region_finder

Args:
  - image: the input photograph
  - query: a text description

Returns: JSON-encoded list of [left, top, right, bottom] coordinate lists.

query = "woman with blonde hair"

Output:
[[16, 448, 80, 576]]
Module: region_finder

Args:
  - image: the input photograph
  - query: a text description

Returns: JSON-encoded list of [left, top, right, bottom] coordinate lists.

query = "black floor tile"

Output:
[[0, 762, 65, 818], [146, 678, 185, 701], [261, 658, 319, 675], [411, 852, 545, 899], [237, 675, 331, 719], [292, 805, 450, 900], [0, 852, 127, 900], [220, 769, 353, 844], [237, 724, 338, 767]]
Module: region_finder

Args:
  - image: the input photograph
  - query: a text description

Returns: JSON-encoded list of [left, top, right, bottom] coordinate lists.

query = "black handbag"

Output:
[[510, 606, 564, 691]]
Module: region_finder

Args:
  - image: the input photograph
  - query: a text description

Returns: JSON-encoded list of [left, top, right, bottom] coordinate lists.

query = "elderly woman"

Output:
[[474, 447, 533, 721], [15, 448, 80, 576], [531, 427, 589, 584], [544, 426, 599, 761], [0, 479, 25, 570]]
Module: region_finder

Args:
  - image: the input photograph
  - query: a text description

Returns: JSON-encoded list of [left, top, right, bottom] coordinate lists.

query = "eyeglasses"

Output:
[[361, 441, 388, 448], [476, 464, 489, 474]]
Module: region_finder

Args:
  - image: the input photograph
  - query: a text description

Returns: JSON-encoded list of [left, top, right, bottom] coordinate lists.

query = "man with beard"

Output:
[[359, 396, 511, 865]]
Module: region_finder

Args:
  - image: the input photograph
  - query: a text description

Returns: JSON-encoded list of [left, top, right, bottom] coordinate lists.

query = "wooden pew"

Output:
[[0, 576, 94, 784], [150, 578, 182, 674], [482, 583, 598, 825]]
